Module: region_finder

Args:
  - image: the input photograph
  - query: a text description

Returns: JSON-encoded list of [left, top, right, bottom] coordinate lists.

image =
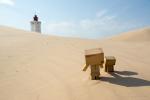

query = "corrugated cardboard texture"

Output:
[[105, 56, 116, 72], [85, 48, 104, 65], [105, 65, 114, 72], [90, 66, 100, 72], [90, 65, 100, 79], [105, 56, 116, 65]]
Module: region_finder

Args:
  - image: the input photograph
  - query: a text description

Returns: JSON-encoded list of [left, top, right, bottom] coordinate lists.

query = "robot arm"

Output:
[[83, 64, 89, 71]]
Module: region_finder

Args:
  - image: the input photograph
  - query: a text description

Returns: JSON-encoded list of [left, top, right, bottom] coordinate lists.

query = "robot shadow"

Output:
[[100, 71, 150, 87]]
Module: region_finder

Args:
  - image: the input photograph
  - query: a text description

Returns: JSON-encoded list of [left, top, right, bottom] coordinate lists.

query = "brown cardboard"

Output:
[[90, 66, 100, 72], [105, 65, 114, 72], [85, 48, 104, 65], [90, 65, 100, 80], [91, 75, 100, 80], [105, 56, 116, 66], [83, 64, 89, 71], [105, 56, 116, 72]]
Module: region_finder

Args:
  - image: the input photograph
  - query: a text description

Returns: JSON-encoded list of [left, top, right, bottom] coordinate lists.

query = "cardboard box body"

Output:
[[105, 56, 116, 66], [85, 48, 104, 65], [105, 56, 116, 72], [90, 66, 100, 73], [90, 65, 100, 79], [91, 75, 99, 80], [105, 65, 114, 72], [91, 72, 100, 76]]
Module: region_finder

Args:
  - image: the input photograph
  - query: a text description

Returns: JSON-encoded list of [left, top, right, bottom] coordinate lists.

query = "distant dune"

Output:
[[0, 26, 150, 100], [109, 27, 150, 42]]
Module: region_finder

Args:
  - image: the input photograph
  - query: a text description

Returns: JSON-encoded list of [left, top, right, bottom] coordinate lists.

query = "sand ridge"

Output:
[[109, 27, 150, 42]]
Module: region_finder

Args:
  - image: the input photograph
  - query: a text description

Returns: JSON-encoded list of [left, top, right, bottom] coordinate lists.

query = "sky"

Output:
[[0, 0, 150, 38]]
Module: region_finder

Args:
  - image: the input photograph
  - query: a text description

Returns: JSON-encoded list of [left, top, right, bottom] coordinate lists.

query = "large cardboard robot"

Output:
[[83, 48, 104, 80]]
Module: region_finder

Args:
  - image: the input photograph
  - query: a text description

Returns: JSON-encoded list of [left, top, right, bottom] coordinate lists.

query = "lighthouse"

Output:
[[30, 15, 41, 33]]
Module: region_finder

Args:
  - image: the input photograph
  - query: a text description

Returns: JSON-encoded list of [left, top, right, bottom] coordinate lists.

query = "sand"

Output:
[[109, 27, 150, 42], [0, 26, 150, 100]]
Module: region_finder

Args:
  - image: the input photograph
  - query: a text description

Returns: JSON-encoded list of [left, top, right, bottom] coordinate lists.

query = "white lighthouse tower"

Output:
[[30, 15, 41, 33]]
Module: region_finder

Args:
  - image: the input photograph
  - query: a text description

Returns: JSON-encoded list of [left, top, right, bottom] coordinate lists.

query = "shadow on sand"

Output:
[[100, 71, 150, 87]]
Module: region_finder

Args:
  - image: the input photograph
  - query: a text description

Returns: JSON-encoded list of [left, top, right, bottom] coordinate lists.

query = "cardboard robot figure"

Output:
[[105, 56, 116, 72], [83, 48, 104, 80]]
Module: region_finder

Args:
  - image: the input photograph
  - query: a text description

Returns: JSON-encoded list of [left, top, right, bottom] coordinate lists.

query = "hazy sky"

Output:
[[0, 0, 150, 38]]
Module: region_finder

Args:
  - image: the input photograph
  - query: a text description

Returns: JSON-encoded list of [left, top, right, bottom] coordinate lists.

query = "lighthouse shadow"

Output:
[[100, 71, 150, 87]]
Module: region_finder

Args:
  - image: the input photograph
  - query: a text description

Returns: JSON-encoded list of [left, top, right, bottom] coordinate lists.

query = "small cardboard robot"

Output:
[[105, 56, 116, 72], [83, 48, 104, 80]]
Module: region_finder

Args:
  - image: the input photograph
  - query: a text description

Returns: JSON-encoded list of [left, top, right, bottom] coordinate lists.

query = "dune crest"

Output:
[[110, 27, 150, 42]]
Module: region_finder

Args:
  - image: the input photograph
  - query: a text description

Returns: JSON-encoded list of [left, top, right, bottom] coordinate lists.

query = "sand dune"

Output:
[[0, 26, 150, 100], [109, 27, 150, 42]]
